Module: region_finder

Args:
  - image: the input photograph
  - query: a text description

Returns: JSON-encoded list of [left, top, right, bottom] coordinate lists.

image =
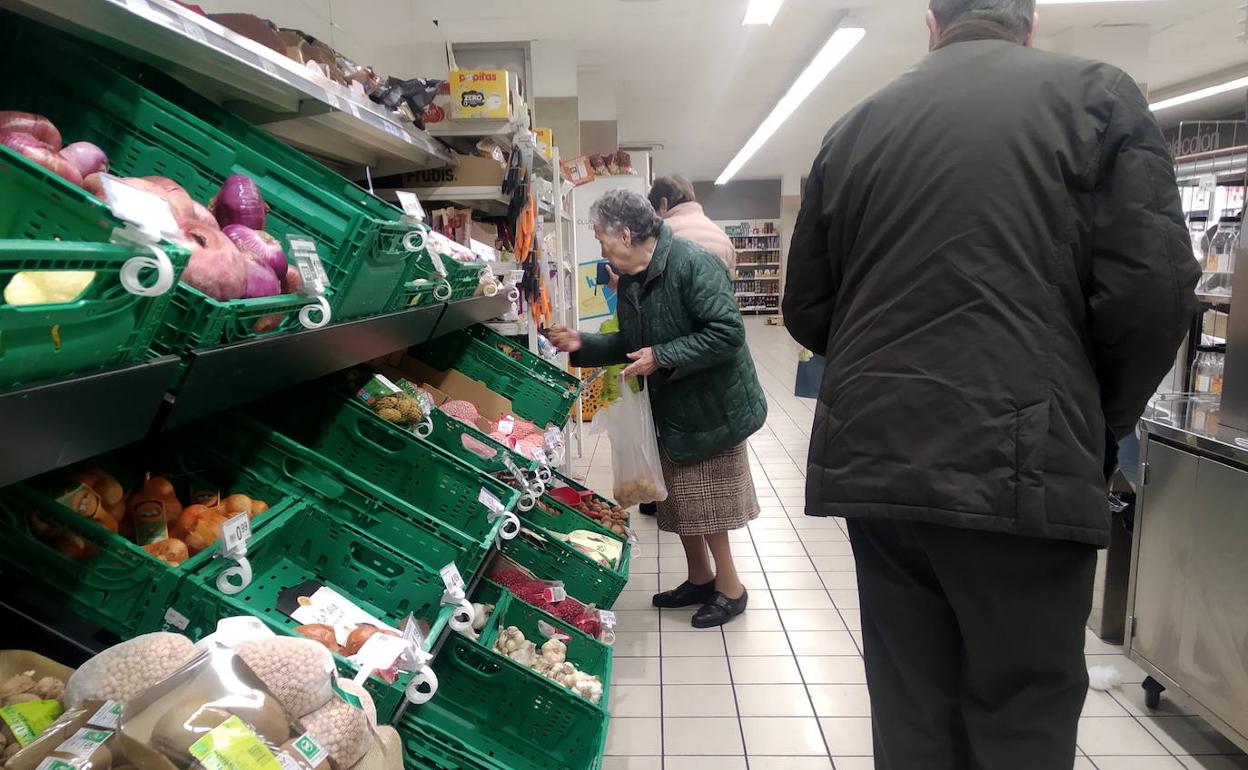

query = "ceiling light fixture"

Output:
[[716, 25, 866, 185], [1150, 75, 1248, 112], [1035, 0, 1156, 4], [743, 0, 785, 26]]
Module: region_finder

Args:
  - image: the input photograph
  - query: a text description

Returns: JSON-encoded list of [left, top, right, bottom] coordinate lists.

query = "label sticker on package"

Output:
[[164, 606, 190, 630], [0, 700, 64, 746], [56, 728, 113, 760], [189, 715, 281, 770], [88, 701, 123, 730], [598, 609, 618, 629], [289, 734, 329, 769], [542, 581, 567, 603]]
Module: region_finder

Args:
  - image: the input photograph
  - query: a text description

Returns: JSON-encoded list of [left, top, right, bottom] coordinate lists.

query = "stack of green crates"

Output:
[[0, 13, 432, 353], [0, 145, 191, 390], [414, 325, 584, 428]]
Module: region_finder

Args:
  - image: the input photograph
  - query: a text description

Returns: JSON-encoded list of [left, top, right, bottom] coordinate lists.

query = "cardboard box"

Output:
[[210, 13, 284, 53], [450, 69, 513, 120], [535, 127, 554, 159], [404, 151, 506, 188], [378, 353, 518, 427]]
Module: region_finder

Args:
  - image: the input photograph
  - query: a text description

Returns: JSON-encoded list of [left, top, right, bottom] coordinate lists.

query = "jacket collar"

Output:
[[642, 224, 673, 290], [933, 19, 1023, 50], [665, 201, 704, 219]]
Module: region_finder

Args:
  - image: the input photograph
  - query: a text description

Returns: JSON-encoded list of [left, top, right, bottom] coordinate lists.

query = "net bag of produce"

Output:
[[591, 376, 667, 507]]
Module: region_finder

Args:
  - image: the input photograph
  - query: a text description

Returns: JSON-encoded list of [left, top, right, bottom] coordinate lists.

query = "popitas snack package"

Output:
[[115, 642, 331, 770]]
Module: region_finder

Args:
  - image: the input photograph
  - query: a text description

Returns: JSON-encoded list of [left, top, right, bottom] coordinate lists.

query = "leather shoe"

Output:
[[652, 580, 716, 609], [692, 590, 749, 628], [639, 502, 657, 516]]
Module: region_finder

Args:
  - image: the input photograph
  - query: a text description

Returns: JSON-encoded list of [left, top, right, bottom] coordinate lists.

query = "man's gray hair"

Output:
[[930, 0, 1036, 39], [589, 188, 663, 242]]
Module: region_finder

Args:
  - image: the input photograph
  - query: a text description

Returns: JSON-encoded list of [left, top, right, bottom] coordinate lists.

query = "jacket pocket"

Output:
[[1014, 397, 1052, 532]]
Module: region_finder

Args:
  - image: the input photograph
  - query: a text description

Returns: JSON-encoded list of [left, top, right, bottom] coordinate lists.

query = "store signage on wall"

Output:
[[1166, 122, 1246, 160]]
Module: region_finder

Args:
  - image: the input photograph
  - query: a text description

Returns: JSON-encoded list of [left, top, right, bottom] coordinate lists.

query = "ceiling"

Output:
[[203, 0, 1248, 186]]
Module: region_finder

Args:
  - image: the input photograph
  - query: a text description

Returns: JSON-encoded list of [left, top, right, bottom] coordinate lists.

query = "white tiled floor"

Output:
[[578, 318, 1248, 770]]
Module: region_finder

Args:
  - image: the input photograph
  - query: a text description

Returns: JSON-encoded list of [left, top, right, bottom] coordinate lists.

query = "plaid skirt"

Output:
[[655, 442, 759, 536]]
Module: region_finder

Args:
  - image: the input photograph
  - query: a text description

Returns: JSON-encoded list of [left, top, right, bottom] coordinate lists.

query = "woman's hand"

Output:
[[546, 324, 582, 353], [622, 347, 659, 377]]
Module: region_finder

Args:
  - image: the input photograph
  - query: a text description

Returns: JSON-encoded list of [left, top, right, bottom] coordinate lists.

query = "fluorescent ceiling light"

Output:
[[1036, 0, 1156, 4], [743, 0, 785, 26], [1150, 76, 1248, 112], [716, 25, 866, 185]]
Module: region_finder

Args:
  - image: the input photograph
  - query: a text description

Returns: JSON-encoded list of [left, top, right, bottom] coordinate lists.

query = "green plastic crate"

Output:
[[89, 27, 433, 323], [0, 145, 118, 242], [0, 438, 303, 638], [524, 496, 631, 589], [500, 529, 628, 610], [0, 238, 190, 390], [171, 504, 454, 722], [256, 385, 521, 551], [474, 580, 613, 712], [0, 14, 411, 344], [399, 632, 608, 770], [414, 325, 582, 428], [192, 410, 498, 579], [370, 221, 486, 309]]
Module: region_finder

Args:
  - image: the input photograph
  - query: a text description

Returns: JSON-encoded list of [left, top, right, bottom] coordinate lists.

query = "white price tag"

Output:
[[219, 512, 251, 555], [181, 19, 208, 44], [288, 236, 329, 296], [164, 606, 190, 630], [101, 174, 180, 240], [537, 620, 571, 642], [349, 632, 408, 683], [400, 614, 427, 666], [429, 253, 448, 277], [598, 609, 617, 629], [532, 447, 549, 466], [395, 191, 425, 221], [497, 415, 515, 436], [440, 562, 466, 595], [543, 583, 567, 603], [478, 487, 505, 515]]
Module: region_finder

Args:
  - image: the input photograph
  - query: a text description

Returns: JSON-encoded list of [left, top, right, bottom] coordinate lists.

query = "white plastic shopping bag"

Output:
[[592, 376, 668, 507]]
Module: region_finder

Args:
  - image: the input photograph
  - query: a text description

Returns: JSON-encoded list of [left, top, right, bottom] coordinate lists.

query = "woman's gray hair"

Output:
[[589, 188, 663, 242]]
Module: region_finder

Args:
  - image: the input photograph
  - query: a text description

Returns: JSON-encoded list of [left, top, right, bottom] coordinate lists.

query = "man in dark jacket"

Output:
[[784, 0, 1199, 767]]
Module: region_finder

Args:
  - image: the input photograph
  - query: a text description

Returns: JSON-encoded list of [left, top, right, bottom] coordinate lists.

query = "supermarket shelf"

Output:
[[737, 262, 781, 267], [379, 186, 510, 217], [736, 292, 780, 298], [0, 296, 510, 486], [487, 320, 530, 337], [429, 118, 520, 148], [0, 0, 451, 175], [0, 356, 182, 488], [1197, 291, 1233, 306], [740, 307, 779, 314], [736, 248, 781, 253]]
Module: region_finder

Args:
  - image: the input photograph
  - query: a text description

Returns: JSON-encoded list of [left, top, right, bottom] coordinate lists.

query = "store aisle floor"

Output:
[[589, 318, 1248, 770]]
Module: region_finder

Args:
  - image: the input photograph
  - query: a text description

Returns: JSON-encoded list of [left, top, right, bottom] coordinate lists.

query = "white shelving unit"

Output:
[[716, 218, 783, 315]]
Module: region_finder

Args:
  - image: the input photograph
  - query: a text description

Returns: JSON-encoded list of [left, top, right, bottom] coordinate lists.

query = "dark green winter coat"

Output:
[[572, 224, 767, 463]]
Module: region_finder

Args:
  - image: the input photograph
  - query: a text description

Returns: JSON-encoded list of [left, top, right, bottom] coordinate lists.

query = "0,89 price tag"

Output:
[[219, 513, 251, 555], [288, 236, 329, 296]]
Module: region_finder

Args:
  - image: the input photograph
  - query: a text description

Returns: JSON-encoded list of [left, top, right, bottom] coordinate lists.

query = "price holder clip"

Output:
[[214, 512, 253, 595], [479, 487, 519, 543], [287, 235, 332, 329], [395, 191, 425, 223]]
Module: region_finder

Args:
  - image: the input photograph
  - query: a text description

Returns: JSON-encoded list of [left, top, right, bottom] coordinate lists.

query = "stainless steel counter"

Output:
[[1139, 396, 1248, 467], [1127, 395, 1248, 753]]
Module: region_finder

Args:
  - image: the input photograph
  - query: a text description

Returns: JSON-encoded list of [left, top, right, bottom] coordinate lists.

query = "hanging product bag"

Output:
[[592, 376, 668, 508]]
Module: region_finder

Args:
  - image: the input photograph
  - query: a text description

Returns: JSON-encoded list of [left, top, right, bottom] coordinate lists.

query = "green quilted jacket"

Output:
[[573, 225, 768, 463]]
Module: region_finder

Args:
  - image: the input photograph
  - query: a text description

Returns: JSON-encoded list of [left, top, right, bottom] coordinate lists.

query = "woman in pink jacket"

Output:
[[648, 176, 737, 273]]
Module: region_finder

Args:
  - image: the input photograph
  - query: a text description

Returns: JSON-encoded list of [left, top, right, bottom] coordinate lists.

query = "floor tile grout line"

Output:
[[745, 517, 839, 761]]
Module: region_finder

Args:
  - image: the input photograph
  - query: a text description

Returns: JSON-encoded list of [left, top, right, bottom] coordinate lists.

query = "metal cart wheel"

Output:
[[1142, 676, 1166, 710]]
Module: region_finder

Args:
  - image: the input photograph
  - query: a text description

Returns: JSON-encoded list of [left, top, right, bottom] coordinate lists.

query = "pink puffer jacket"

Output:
[[663, 202, 736, 273]]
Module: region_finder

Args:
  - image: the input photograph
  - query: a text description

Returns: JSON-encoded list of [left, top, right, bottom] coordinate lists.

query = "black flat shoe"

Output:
[[652, 580, 716, 609], [692, 590, 749, 628], [639, 502, 657, 516]]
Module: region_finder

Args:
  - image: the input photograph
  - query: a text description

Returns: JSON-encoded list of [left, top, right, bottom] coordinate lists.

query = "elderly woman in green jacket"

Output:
[[547, 189, 768, 628]]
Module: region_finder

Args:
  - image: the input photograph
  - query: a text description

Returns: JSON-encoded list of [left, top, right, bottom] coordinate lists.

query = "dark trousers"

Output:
[[847, 518, 1097, 770]]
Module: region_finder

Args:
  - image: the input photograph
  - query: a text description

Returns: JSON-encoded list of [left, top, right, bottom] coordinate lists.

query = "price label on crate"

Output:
[[439, 562, 466, 597], [598, 610, 618, 630], [478, 487, 505, 516], [429, 252, 448, 277], [288, 236, 329, 296], [101, 174, 180, 241], [532, 447, 549, 466], [497, 415, 515, 436], [544, 427, 563, 452], [219, 512, 251, 555], [395, 191, 425, 221], [400, 614, 427, 665], [501, 454, 525, 484]]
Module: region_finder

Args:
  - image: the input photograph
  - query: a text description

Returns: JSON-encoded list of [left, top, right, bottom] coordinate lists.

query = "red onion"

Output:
[[211, 174, 267, 230], [222, 224, 286, 278], [280, 263, 303, 295], [1, 132, 83, 187], [58, 142, 108, 177], [242, 259, 281, 298], [178, 222, 247, 301], [83, 173, 106, 200], [0, 112, 61, 150]]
